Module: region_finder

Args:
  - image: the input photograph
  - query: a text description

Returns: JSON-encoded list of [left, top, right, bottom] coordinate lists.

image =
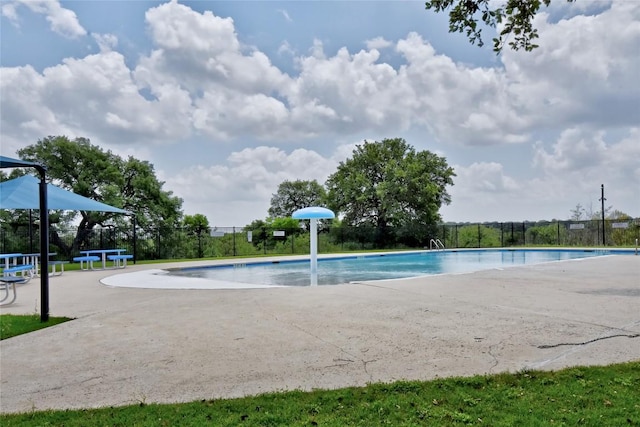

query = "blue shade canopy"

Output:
[[0, 155, 41, 169], [0, 175, 129, 213], [292, 206, 335, 219]]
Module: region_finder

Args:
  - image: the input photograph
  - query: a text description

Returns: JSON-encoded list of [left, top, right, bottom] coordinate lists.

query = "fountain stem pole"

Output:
[[310, 218, 318, 274], [292, 206, 334, 286]]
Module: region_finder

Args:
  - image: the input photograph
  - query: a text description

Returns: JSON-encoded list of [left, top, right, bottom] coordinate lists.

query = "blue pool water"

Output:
[[167, 249, 611, 287]]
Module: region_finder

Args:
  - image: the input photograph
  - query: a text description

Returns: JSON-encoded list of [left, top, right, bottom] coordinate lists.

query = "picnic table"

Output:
[[77, 249, 132, 270], [0, 252, 34, 282]]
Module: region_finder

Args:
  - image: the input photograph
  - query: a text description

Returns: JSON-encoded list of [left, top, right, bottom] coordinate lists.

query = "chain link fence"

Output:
[[1, 219, 638, 262]]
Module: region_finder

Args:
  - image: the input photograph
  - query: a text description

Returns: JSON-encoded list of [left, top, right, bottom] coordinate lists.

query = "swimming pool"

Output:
[[166, 249, 611, 287]]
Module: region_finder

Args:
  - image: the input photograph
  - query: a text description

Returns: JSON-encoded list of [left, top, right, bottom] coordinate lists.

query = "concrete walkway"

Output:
[[1, 255, 639, 414]]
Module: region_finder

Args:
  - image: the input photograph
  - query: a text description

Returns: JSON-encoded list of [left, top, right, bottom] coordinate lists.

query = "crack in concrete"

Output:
[[486, 333, 516, 374], [529, 322, 640, 370], [538, 333, 640, 349], [37, 375, 104, 393], [361, 358, 377, 378], [487, 344, 500, 373]]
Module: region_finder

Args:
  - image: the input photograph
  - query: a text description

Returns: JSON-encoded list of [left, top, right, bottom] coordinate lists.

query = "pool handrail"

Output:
[[430, 239, 445, 250]]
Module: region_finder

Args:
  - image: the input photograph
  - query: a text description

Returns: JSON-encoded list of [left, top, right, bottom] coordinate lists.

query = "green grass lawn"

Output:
[[0, 314, 72, 340], [0, 362, 638, 426]]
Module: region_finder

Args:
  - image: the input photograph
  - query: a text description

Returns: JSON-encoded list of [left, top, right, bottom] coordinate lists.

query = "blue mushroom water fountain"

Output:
[[292, 206, 335, 284]]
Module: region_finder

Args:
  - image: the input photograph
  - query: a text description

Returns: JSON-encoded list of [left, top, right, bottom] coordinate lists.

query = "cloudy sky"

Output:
[[1, 0, 638, 226]]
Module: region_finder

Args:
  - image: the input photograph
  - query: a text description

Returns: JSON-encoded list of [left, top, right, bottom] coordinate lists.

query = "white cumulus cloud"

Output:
[[3, 0, 86, 38], [1, 1, 638, 224]]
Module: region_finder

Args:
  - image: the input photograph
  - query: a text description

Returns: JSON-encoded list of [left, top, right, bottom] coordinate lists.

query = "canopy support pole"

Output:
[[37, 167, 49, 322]]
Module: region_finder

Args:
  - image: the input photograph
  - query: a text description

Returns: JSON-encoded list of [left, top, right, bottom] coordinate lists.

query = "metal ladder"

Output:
[[429, 238, 445, 250]]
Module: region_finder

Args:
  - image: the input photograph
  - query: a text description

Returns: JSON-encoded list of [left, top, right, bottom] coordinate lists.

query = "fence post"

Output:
[[132, 217, 137, 264], [523, 222, 526, 246], [500, 222, 504, 247], [477, 223, 481, 248], [233, 227, 237, 257], [557, 221, 560, 246], [511, 222, 515, 245], [455, 224, 458, 248]]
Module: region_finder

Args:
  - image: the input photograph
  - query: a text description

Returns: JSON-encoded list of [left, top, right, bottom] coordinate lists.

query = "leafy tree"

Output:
[[325, 138, 455, 230], [270, 216, 302, 231], [182, 213, 210, 258], [16, 136, 183, 255], [424, 0, 575, 53], [183, 214, 210, 235], [268, 180, 327, 218], [118, 156, 183, 231], [269, 179, 330, 232]]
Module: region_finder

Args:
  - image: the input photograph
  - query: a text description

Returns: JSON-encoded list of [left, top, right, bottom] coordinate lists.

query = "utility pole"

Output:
[[599, 184, 606, 246]]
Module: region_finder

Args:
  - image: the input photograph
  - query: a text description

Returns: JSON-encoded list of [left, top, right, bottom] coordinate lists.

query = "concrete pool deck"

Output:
[[1, 254, 639, 413]]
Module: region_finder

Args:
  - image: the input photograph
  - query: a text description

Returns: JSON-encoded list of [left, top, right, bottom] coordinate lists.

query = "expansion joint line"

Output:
[[538, 333, 640, 349]]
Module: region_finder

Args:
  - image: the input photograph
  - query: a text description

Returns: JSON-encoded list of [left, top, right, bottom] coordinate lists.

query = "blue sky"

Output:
[[1, 0, 638, 226]]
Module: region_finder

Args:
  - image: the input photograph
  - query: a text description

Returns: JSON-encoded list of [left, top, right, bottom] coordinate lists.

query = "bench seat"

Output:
[[2, 264, 34, 283], [107, 254, 133, 260], [0, 275, 29, 283], [73, 256, 100, 270], [3, 264, 33, 273], [107, 254, 133, 268]]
